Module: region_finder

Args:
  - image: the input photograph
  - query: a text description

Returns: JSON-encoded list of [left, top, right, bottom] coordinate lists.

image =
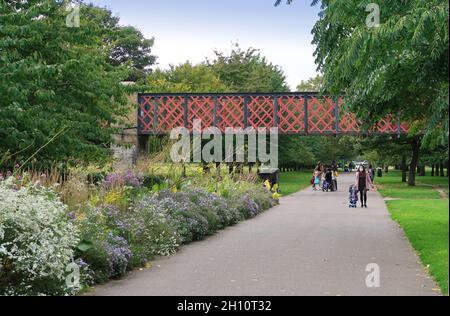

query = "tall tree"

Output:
[[296, 75, 323, 92], [144, 62, 229, 93], [207, 44, 290, 93], [309, 0, 449, 186], [0, 1, 131, 168], [83, 4, 157, 82]]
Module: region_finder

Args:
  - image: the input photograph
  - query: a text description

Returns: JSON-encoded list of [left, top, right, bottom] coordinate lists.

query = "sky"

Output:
[[87, 0, 321, 90]]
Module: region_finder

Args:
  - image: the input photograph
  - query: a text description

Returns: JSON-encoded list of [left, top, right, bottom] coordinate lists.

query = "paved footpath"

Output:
[[91, 174, 439, 296]]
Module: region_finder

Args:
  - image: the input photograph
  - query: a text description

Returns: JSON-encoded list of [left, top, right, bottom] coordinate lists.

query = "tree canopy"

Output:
[[144, 44, 290, 94], [310, 1, 448, 141], [0, 1, 140, 168], [144, 62, 229, 93], [207, 44, 290, 93], [277, 0, 449, 184], [296, 75, 323, 92]]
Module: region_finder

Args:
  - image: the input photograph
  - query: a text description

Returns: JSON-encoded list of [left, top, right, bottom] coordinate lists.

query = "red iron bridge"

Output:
[[138, 93, 409, 135]]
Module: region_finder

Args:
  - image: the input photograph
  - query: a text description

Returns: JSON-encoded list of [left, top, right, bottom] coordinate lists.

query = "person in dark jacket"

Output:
[[323, 167, 333, 192], [355, 166, 374, 208]]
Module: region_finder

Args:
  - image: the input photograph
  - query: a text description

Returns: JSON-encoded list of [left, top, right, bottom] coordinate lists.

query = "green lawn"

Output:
[[279, 171, 312, 196], [377, 171, 449, 295], [387, 200, 449, 295], [375, 172, 445, 199]]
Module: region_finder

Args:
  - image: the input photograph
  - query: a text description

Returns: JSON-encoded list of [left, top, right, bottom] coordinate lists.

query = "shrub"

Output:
[[171, 209, 210, 243], [103, 171, 143, 190], [247, 186, 277, 211], [0, 179, 80, 295], [74, 206, 113, 284], [143, 174, 166, 189], [104, 233, 132, 279], [227, 185, 278, 219], [232, 193, 261, 219], [184, 188, 242, 228], [155, 190, 211, 242], [75, 206, 134, 282], [123, 197, 179, 266]]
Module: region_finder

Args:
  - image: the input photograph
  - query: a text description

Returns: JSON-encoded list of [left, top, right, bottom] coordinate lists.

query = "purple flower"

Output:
[[103, 171, 143, 189], [105, 234, 132, 278], [76, 258, 88, 268]]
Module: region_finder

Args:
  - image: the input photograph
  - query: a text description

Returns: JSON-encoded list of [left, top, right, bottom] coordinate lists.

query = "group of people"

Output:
[[312, 162, 339, 192], [312, 162, 376, 208]]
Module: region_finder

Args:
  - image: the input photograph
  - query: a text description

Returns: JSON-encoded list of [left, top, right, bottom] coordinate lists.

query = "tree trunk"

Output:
[[420, 165, 426, 177], [408, 138, 421, 186], [431, 164, 435, 177], [402, 155, 407, 183], [440, 162, 445, 177]]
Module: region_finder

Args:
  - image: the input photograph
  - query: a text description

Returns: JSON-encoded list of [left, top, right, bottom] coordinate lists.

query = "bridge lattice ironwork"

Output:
[[137, 93, 409, 135]]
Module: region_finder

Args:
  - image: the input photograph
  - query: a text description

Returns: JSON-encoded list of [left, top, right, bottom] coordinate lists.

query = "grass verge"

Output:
[[279, 171, 312, 196], [377, 171, 449, 295]]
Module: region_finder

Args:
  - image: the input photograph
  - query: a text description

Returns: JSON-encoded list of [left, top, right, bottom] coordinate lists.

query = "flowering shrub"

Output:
[[104, 190, 124, 205], [155, 191, 211, 242], [119, 199, 179, 265], [74, 205, 135, 282], [247, 186, 278, 211], [105, 233, 132, 279], [0, 179, 80, 296], [1, 165, 278, 295], [183, 188, 242, 229], [73, 206, 112, 284], [104, 171, 143, 190], [234, 193, 261, 219], [224, 182, 278, 219]]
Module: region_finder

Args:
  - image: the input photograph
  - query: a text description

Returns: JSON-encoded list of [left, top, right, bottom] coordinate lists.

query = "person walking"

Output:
[[318, 163, 325, 188], [332, 168, 339, 191], [312, 166, 321, 191], [324, 167, 333, 192], [355, 166, 374, 208]]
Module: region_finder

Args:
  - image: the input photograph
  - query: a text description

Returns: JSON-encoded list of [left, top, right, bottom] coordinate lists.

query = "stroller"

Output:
[[323, 169, 333, 192], [349, 185, 358, 208], [323, 180, 331, 192]]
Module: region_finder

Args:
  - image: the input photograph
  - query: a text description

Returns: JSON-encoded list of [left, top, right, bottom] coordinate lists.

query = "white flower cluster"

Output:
[[0, 178, 80, 295]]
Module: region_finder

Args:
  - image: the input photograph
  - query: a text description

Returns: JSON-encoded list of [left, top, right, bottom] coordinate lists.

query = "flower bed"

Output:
[[0, 179, 80, 296], [0, 168, 278, 295]]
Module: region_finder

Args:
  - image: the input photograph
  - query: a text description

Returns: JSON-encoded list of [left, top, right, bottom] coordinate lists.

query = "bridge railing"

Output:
[[137, 93, 409, 135]]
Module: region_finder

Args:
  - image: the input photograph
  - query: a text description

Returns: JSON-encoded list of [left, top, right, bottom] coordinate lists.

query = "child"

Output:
[[312, 168, 321, 191]]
